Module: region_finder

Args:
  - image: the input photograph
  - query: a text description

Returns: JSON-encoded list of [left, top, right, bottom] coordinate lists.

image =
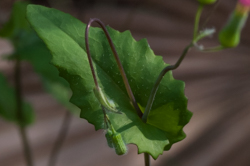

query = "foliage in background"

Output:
[[0, 73, 34, 126], [0, 2, 35, 126], [0, 1, 79, 122]]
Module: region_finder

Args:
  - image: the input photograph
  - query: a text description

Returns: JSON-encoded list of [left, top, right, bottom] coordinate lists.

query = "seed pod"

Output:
[[197, 0, 217, 5], [112, 133, 127, 155], [219, 3, 249, 47], [105, 129, 114, 148]]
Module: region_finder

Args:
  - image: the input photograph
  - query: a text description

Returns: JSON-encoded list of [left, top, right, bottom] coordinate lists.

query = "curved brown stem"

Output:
[[85, 23, 99, 89], [85, 18, 142, 117]]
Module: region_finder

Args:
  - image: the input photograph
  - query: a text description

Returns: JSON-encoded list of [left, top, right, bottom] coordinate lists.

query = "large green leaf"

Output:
[[0, 73, 34, 126], [26, 5, 192, 159]]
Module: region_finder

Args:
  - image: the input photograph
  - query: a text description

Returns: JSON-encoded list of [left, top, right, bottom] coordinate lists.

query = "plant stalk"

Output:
[[85, 18, 142, 117], [15, 54, 33, 166], [48, 110, 72, 166], [193, 4, 204, 41], [142, 43, 193, 123], [85, 20, 115, 127], [85, 24, 99, 89], [144, 153, 150, 166], [142, 2, 205, 123]]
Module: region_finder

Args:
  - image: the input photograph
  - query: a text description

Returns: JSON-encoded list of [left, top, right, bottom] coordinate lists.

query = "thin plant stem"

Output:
[[48, 110, 72, 166], [142, 3, 206, 122], [102, 105, 108, 128], [144, 153, 150, 166], [85, 23, 99, 89], [85, 20, 114, 128], [14, 55, 33, 166], [193, 4, 204, 41], [18, 127, 33, 166], [142, 43, 193, 123], [85, 18, 142, 117], [195, 0, 225, 51]]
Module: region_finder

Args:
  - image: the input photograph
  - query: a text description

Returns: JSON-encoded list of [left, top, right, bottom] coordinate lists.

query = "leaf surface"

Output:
[[26, 5, 192, 159]]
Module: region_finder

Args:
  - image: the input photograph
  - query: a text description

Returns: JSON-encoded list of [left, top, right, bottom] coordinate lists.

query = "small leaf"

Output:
[[26, 5, 192, 159]]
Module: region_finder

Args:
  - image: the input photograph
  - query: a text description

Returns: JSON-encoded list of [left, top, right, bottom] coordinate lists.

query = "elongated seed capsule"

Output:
[[93, 87, 121, 114], [112, 133, 127, 155], [197, 0, 216, 5], [219, 2, 249, 47], [105, 129, 114, 148]]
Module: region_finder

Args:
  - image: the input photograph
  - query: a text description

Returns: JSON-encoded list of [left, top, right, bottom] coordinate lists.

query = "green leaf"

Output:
[[0, 73, 34, 126], [26, 5, 192, 159]]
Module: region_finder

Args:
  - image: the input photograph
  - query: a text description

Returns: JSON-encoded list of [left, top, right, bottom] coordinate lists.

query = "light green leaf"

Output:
[[26, 5, 192, 159]]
